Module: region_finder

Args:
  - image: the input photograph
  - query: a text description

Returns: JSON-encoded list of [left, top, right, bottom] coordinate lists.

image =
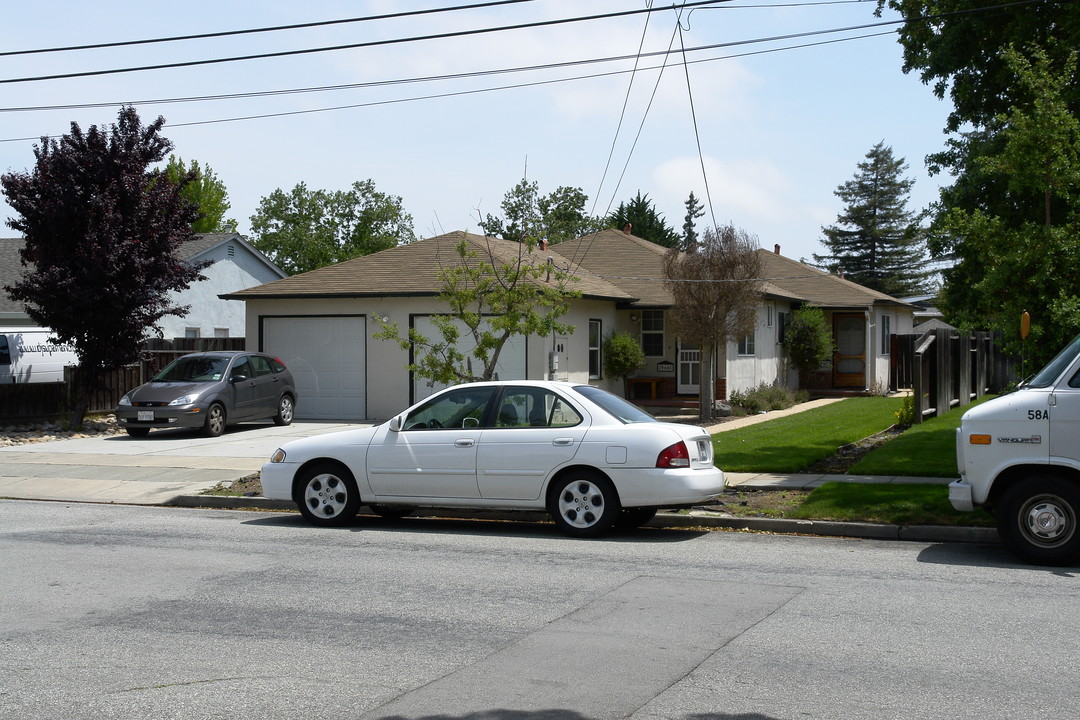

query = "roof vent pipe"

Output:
[[623, 223, 632, 235], [774, 244, 781, 254]]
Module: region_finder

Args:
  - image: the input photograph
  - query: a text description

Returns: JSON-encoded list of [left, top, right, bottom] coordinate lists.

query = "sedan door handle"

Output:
[[553, 438, 574, 446], [455, 438, 475, 448]]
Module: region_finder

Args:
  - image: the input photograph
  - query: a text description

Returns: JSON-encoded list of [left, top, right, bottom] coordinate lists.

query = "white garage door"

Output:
[[263, 316, 366, 420]]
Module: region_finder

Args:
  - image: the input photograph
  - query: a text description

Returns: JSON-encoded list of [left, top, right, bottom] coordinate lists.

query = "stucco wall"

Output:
[[157, 242, 283, 340]]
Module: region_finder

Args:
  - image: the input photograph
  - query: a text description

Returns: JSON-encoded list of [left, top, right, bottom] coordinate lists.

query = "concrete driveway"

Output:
[[0, 421, 363, 505]]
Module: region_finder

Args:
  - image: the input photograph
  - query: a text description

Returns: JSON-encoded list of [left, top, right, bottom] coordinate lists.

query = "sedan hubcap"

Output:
[[1022, 497, 1074, 546], [558, 480, 605, 528], [305, 475, 348, 518]]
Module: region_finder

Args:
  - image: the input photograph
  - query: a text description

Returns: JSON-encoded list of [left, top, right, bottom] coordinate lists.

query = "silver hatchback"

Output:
[[116, 352, 297, 437]]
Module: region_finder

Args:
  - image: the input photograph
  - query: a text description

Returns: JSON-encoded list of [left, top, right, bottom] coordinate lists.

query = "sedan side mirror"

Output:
[[388, 415, 403, 432]]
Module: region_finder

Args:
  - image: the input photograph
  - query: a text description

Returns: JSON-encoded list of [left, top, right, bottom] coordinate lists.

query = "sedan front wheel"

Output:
[[297, 463, 360, 527], [548, 471, 621, 538]]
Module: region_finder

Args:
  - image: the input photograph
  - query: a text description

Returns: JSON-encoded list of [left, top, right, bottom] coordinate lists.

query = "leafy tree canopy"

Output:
[[479, 179, 603, 244], [608, 191, 680, 248], [813, 141, 933, 296], [934, 45, 1080, 365], [249, 179, 415, 275], [165, 155, 236, 234], [1, 106, 205, 426]]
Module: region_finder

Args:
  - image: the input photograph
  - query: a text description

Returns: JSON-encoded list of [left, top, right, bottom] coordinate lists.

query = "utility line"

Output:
[[0, 0, 729, 85], [0, 0, 540, 57]]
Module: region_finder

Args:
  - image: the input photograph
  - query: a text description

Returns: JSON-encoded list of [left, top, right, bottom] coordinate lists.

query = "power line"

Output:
[[0, 0, 540, 57], [0, 0, 729, 85]]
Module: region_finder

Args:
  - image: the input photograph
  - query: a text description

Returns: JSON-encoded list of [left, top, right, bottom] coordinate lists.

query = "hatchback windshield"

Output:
[[574, 385, 657, 424], [153, 355, 231, 383]]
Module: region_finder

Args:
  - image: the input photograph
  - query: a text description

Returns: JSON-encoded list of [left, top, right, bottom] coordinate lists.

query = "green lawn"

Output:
[[713, 396, 902, 473], [850, 395, 997, 477], [787, 482, 995, 526]]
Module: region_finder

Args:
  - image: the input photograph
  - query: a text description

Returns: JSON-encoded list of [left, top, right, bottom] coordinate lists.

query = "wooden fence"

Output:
[[893, 328, 1000, 423], [0, 337, 245, 422]]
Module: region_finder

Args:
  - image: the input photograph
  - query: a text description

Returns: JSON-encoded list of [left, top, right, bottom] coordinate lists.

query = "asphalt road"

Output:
[[1, 500, 1076, 720]]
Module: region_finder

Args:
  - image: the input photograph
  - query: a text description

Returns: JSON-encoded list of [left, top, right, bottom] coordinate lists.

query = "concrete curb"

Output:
[[168, 495, 1001, 545]]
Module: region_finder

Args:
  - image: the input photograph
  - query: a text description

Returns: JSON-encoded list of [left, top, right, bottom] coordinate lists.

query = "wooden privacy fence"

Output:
[[900, 328, 998, 423], [0, 337, 245, 422]]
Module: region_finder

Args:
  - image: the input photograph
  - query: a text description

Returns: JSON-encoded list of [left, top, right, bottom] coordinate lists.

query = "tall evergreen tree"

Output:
[[681, 191, 705, 251], [813, 142, 931, 296], [607, 191, 679, 247]]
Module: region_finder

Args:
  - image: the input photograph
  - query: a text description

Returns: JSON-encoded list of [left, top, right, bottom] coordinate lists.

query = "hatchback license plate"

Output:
[[137, 411, 155, 421]]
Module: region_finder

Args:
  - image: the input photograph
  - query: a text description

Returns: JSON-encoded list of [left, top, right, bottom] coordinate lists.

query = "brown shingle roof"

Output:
[[756, 249, 915, 309], [224, 231, 635, 302], [555, 228, 672, 307]]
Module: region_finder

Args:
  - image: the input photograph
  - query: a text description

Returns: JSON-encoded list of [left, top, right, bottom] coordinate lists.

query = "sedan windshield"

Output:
[[153, 356, 231, 383], [574, 385, 657, 424]]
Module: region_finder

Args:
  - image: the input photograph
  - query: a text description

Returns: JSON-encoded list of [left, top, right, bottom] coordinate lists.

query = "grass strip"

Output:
[[786, 481, 995, 526], [713, 396, 902, 473], [850, 395, 996, 477]]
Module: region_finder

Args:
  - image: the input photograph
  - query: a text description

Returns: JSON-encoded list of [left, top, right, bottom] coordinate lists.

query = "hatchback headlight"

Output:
[[118, 394, 132, 406], [169, 394, 200, 406]]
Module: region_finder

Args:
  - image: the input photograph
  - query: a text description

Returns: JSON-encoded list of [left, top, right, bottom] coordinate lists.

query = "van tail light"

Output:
[[656, 441, 691, 468]]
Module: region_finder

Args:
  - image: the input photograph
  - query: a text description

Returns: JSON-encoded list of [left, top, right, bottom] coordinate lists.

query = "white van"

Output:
[[0, 327, 79, 383]]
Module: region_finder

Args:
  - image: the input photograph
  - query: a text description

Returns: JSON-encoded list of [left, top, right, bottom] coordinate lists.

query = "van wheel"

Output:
[[997, 476, 1080, 566]]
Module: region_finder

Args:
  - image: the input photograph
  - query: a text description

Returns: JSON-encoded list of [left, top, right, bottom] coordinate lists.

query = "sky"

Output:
[[0, 0, 954, 265]]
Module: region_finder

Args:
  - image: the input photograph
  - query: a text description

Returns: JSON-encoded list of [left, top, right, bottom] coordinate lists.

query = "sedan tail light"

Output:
[[656, 441, 691, 468]]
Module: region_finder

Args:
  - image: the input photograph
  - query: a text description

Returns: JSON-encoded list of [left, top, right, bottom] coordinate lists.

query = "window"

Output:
[[0, 335, 9, 365], [767, 304, 774, 328], [738, 332, 756, 356], [641, 310, 665, 357], [881, 315, 891, 355], [588, 320, 602, 379], [214, 328, 230, 338], [404, 386, 497, 430], [249, 355, 274, 376], [184, 327, 201, 339], [495, 388, 583, 428], [777, 311, 790, 344]]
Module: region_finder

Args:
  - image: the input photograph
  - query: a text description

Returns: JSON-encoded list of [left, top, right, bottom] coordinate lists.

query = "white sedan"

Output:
[[261, 380, 725, 537]]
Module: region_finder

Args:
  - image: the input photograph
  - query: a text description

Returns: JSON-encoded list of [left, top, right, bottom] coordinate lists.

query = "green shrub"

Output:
[[729, 382, 806, 415]]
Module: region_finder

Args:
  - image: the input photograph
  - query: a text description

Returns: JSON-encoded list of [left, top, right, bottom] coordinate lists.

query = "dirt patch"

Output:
[[712, 489, 810, 518], [201, 473, 264, 497], [800, 425, 905, 474]]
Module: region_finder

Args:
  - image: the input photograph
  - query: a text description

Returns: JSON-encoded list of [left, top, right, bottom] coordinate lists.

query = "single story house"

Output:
[[0, 233, 285, 339], [226, 228, 916, 421]]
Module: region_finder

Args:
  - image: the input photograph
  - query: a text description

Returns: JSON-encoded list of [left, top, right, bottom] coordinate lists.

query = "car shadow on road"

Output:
[[104, 421, 279, 441], [241, 513, 709, 543]]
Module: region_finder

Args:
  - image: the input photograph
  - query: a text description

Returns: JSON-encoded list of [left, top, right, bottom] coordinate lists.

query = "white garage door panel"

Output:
[[263, 316, 366, 420]]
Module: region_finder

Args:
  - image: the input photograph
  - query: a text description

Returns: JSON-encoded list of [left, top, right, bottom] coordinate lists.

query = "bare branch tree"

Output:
[[663, 225, 763, 421]]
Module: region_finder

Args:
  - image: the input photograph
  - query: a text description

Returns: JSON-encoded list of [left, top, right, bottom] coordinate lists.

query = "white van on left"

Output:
[[0, 328, 79, 383]]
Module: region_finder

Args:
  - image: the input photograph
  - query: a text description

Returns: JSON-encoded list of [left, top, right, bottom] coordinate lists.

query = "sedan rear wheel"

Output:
[[297, 463, 360, 527], [548, 471, 621, 538]]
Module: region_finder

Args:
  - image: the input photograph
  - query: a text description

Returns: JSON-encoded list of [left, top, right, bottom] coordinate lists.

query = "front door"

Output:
[[833, 313, 866, 388], [678, 343, 700, 395]]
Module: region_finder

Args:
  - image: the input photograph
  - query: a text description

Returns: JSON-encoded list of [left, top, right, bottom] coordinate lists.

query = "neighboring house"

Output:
[[226, 228, 916, 421], [558, 230, 916, 400], [159, 233, 286, 340], [0, 233, 285, 339]]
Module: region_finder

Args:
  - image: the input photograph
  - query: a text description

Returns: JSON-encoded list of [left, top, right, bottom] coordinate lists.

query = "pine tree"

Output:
[[813, 142, 931, 296], [682, 191, 705, 251]]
